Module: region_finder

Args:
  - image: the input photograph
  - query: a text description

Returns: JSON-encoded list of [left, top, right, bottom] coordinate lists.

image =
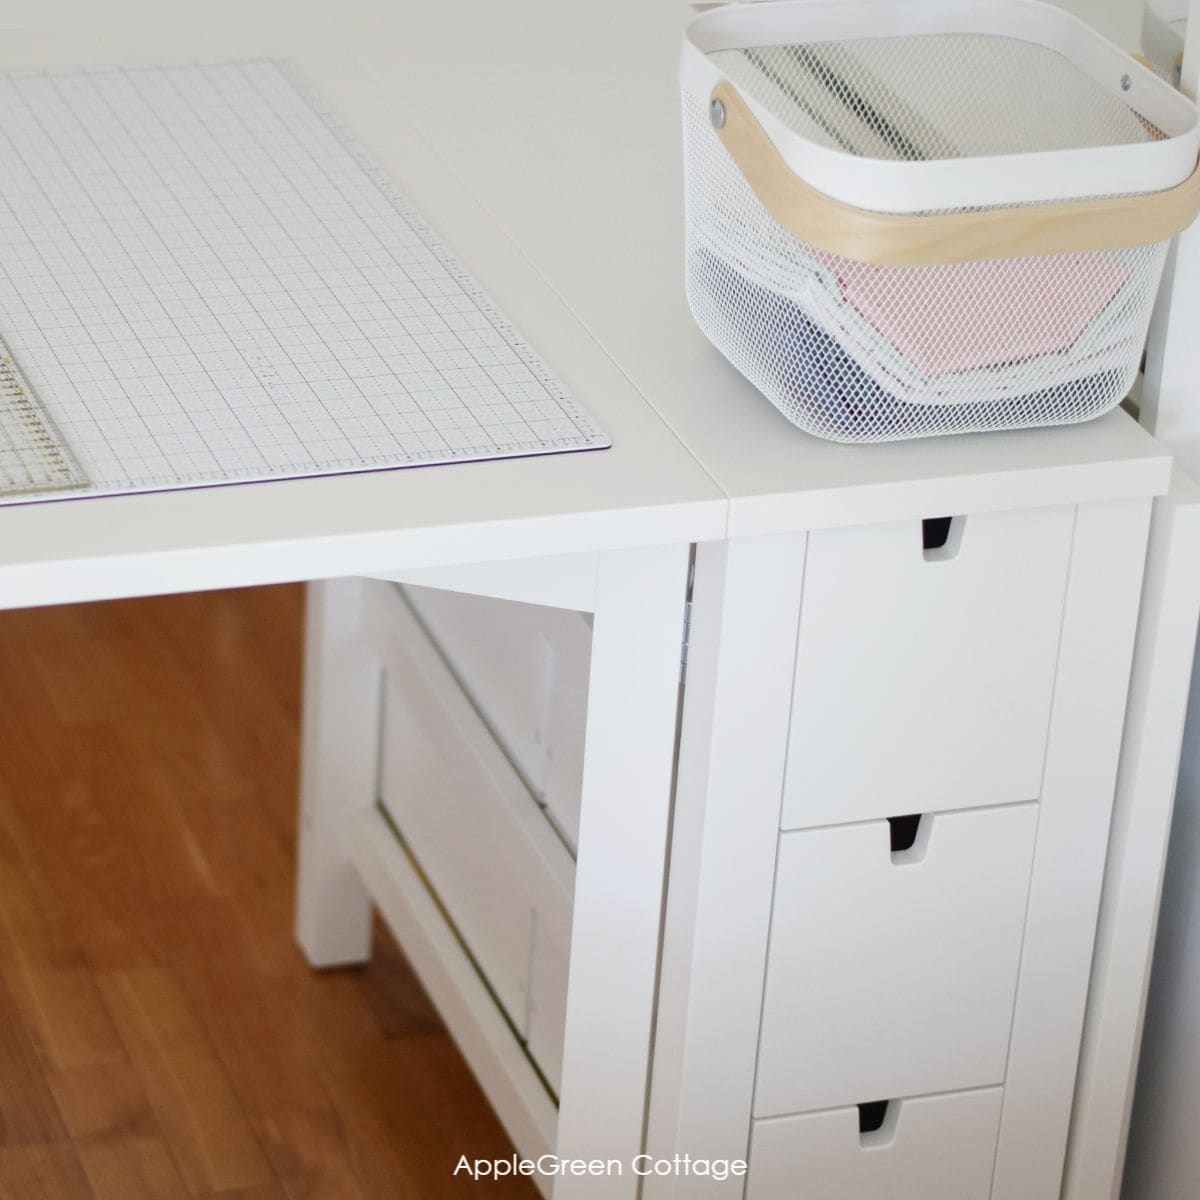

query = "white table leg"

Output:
[[992, 497, 1154, 1200], [554, 543, 691, 1198], [295, 576, 378, 967], [642, 533, 809, 1199], [1105, 485, 1200, 1200]]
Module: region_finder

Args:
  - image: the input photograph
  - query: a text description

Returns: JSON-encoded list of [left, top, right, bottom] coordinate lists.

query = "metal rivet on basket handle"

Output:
[[710, 81, 1200, 267]]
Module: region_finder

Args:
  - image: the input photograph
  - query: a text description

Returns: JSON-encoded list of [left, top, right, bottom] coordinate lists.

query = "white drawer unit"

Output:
[[746, 1087, 1004, 1200], [755, 805, 1039, 1117], [369, 583, 576, 1095], [647, 497, 1153, 1200], [784, 506, 1074, 830], [401, 584, 592, 854]]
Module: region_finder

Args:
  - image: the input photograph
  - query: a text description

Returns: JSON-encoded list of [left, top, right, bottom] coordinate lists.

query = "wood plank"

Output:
[[198, 1187, 289, 1200], [0, 858, 80, 972], [74, 1134, 187, 1200], [253, 1109, 368, 1200], [96, 966, 272, 1195], [45, 1061, 158, 1143], [0, 1143, 94, 1200], [0, 585, 537, 1199], [171, 977, 331, 1120], [352, 917, 444, 1041], [0, 973, 69, 1146], [5, 958, 124, 1072], [312, 1031, 536, 1200]]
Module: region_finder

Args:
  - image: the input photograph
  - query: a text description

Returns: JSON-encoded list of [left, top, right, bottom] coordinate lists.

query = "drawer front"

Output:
[[755, 804, 1037, 1116], [401, 583, 591, 854], [373, 586, 575, 1094], [783, 506, 1073, 829], [747, 1087, 1003, 1200]]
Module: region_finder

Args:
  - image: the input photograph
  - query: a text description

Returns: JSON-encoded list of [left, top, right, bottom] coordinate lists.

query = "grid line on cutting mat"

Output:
[[0, 58, 608, 504]]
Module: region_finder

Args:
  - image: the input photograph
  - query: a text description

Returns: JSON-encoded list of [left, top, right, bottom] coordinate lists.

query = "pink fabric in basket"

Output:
[[815, 250, 1131, 376]]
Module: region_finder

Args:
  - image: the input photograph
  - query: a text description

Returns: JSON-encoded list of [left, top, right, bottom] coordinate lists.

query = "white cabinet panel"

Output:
[[529, 913, 572, 1095], [372, 584, 575, 1093], [755, 804, 1038, 1116], [402, 583, 591, 854], [784, 506, 1073, 829], [380, 675, 533, 1033]]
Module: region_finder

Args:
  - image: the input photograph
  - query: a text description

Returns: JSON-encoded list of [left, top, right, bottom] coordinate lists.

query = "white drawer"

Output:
[[401, 583, 591, 854], [747, 1087, 1003, 1200], [755, 804, 1037, 1116], [370, 585, 575, 1095], [783, 505, 1073, 829]]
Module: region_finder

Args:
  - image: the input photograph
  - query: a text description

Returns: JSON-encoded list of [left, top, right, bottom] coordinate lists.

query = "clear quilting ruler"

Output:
[[0, 345, 85, 496]]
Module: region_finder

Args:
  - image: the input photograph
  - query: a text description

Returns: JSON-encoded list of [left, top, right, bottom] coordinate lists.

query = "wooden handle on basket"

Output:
[[711, 81, 1200, 266]]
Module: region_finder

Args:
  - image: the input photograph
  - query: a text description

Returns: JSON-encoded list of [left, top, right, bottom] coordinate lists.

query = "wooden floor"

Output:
[[0, 585, 538, 1199]]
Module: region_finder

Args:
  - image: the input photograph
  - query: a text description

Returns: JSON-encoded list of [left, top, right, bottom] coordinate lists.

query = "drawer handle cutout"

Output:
[[922, 515, 964, 562], [857, 1099, 898, 1147], [888, 813, 925, 861]]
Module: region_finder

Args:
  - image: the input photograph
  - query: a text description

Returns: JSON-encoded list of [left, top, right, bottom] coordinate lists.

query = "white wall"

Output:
[[1056, 0, 1146, 48], [0, 0, 1150, 49], [0, 0, 689, 28], [1124, 650, 1200, 1200], [1122, 1, 1200, 1197]]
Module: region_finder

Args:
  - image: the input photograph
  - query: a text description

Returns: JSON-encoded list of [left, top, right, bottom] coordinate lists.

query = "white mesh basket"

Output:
[[681, 0, 1200, 443]]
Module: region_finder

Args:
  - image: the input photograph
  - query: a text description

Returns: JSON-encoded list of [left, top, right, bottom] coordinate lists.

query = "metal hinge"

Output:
[[680, 598, 693, 685], [679, 547, 697, 686]]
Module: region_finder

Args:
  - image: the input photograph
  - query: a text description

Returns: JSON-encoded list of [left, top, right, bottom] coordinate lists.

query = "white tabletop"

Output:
[[0, 18, 730, 608], [344, 1, 1170, 537], [0, 5, 1172, 607]]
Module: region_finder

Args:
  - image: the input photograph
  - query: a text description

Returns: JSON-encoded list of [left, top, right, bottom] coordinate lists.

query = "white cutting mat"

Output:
[[0, 59, 608, 504]]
